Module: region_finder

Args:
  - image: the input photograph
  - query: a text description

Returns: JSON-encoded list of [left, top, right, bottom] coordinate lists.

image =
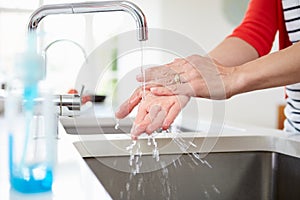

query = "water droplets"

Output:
[[137, 177, 143, 191], [212, 184, 221, 194], [126, 182, 130, 191], [189, 141, 197, 148], [151, 136, 160, 162], [123, 125, 219, 198], [204, 160, 212, 169]]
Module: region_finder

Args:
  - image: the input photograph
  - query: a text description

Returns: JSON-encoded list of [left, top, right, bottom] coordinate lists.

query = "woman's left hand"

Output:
[[115, 86, 190, 140]]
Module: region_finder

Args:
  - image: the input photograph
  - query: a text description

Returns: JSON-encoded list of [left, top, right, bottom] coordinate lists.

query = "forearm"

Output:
[[209, 37, 259, 67], [231, 42, 300, 96]]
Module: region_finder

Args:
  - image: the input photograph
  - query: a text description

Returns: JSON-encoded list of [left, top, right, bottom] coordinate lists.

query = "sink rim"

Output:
[[60, 116, 134, 128], [72, 133, 300, 160], [60, 116, 300, 160]]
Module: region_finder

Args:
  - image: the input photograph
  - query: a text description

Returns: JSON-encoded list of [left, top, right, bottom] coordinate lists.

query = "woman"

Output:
[[115, 0, 300, 140]]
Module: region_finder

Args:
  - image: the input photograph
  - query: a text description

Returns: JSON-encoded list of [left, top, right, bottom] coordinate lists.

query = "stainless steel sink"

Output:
[[63, 115, 300, 199], [64, 124, 133, 134], [60, 116, 133, 135], [83, 151, 300, 200]]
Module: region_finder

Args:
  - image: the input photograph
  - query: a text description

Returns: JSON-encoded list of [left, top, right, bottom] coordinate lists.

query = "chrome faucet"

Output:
[[27, 1, 148, 119], [28, 1, 148, 41], [43, 39, 87, 117]]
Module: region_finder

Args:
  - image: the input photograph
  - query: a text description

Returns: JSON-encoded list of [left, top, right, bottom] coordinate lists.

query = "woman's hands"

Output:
[[115, 85, 190, 140], [136, 55, 237, 100], [115, 54, 237, 140]]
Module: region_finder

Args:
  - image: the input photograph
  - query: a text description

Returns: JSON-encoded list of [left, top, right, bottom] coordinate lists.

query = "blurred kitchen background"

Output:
[[0, 0, 285, 129]]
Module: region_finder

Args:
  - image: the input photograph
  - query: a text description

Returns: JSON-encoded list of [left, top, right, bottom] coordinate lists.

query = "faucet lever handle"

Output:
[[54, 94, 81, 116]]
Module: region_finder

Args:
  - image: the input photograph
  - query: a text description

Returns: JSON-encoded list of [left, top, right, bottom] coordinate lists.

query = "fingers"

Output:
[[115, 83, 159, 119], [130, 95, 190, 140], [115, 87, 144, 119], [135, 55, 227, 99], [150, 83, 197, 97], [146, 109, 167, 133], [147, 73, 190, 86], [130, 112, 150, 140], [162, 95, 190, 129], [136, 65, 175, 82], [131, 101, 170, 139], [131, 105, 161, 139], [150, 87, 174, 96], [162, 103, 181, 129], [136, 58, 188, 82]]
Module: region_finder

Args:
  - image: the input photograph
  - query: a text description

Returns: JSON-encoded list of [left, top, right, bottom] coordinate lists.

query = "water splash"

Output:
[[204, 189, 210, 199], [126, 182, 130, 191], [151, 136, 160, 162], [171, 129, 213, 169], [189, 141, 197, 148], [126, 135, 161, 175], [204, 160, 212, 169], [114, 118, 120, 130], [123, 126, 218, 198], [212, 184, 221, 194], [126, 141, 143, 175], [137, 177, 143, 191], [124, 135, 163, 199], [172, 159, 177, 168]]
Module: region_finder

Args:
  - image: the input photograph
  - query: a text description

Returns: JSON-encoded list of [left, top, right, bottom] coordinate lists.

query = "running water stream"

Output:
[[140, 41, 146, 100]]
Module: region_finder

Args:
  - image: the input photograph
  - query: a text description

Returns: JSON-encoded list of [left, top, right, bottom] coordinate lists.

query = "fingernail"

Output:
[[150, 87, 157, 92], [129, 99, 134, 104], [129, 96, 138, 104], [131, 135, 138, 140], [163, 121, 170, 129]]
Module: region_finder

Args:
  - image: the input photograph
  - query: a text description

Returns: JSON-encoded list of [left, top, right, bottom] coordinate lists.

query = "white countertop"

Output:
[[2, 103, 300, 199], [0, 117, 112, 200]]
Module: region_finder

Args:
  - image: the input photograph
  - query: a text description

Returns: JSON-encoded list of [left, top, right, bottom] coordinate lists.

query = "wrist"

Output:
[[228, 64, 251, 98]]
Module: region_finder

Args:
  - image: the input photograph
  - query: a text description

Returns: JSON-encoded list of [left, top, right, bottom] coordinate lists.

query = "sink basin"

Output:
[[83, 151, 300, 200], [62, 114, 300, 199], [72, 133, 300, 200], [60, 116, 133, 135], [64, 124, 132, 135]]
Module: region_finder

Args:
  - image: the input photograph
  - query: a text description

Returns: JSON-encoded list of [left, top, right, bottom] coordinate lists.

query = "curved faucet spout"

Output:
[[28, 1, 148, 41]]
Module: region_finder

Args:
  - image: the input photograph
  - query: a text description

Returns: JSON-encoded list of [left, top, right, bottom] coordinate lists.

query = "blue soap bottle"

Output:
[[5, 34, 56, 193]]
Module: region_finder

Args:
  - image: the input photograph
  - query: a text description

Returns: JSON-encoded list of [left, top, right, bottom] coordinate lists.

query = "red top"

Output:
[[229, 0, 292, 56]]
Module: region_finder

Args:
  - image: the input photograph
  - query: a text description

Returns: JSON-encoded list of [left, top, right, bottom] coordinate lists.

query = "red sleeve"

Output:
[[229, 0, 278, 56]]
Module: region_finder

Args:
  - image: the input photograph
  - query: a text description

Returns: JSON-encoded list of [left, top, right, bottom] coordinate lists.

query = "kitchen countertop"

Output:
[[0, 116, 112, 200], [2, 102, 300, 199]]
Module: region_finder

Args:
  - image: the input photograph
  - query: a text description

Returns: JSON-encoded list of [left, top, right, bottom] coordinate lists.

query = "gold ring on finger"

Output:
[[174, 73, 182, 84]]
